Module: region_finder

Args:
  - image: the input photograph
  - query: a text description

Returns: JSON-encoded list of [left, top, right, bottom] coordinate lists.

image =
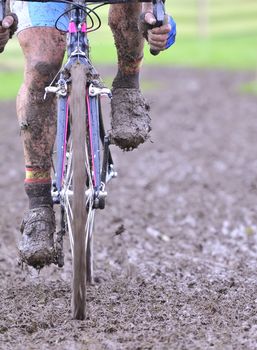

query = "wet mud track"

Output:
[[1, 67, 257, 349]]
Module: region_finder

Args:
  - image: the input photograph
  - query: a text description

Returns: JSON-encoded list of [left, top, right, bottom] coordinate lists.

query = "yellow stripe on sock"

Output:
[[120, 57, 143, 75], [25, 168, 51, 182]]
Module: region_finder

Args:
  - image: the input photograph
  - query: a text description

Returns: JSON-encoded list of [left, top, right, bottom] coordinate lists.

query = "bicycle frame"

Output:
[[0, 0, 6, 23], [49, 3, 116, 209], [43, 3, 119, 273]]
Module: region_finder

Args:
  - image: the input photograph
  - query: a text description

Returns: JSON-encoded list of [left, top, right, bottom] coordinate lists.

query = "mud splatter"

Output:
[[109, 3, 144, 76], [17, 28, 66, 169], [110, 87, 151, 150], [19, 206, 56, 268]]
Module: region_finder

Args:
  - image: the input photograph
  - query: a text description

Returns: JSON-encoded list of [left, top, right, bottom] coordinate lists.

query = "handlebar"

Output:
[[0, 0, 152, 20], [0, 0, 153, 20], [0, 0, 6, 24], [150, 0, 165, 56], [13, 0, 152, 3], [0, 0, 166, 56]]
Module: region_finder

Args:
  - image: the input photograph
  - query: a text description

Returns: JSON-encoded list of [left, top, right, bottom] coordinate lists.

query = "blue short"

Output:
[[11, 1, 70, 32]]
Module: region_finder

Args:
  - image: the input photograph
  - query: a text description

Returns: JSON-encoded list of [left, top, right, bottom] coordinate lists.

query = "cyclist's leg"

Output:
[[108, 3, 151, 150], [16, 27, 66, 267], [109, 3, 143, 89], [17, 27, 66, 205], [11, 1, 69, 268]]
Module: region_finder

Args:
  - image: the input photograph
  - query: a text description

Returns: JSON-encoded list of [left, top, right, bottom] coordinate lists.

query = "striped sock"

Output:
[[24, 166, 52, 209], [25, 166, 51, 184], [112, 56, 143, 89]]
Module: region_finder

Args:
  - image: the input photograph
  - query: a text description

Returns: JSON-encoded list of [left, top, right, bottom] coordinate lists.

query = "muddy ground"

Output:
[[1, 67, 257, 349]]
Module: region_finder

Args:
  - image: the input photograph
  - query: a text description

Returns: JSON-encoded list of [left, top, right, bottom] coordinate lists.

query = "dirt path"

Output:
[[1, 67, 257, 350]]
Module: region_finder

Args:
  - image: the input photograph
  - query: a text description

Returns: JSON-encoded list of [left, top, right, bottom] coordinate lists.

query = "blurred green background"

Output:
[[0, 0, 257, 100]]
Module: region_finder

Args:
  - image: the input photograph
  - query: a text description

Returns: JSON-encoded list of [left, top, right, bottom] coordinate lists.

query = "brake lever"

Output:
[[150, 0, 165, 56], [0, 0, 6, 25]]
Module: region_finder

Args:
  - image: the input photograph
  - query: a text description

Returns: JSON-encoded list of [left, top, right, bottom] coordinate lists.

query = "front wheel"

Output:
[[60, 62, 106, 319]]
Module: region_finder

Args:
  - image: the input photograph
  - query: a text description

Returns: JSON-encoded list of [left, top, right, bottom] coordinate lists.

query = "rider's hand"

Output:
[[144, 13, 176, 52], [0, 16, 14, 53]]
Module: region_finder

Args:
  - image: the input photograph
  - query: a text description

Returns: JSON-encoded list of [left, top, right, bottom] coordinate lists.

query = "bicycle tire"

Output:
[[69, 62, 88, 320], [57, 62, 109, 319]]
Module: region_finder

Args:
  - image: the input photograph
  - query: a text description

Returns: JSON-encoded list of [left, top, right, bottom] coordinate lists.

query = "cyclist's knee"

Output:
[[108, 3, 141, 31], [18, 28, 65, 87], [27, 59, 61, 87]]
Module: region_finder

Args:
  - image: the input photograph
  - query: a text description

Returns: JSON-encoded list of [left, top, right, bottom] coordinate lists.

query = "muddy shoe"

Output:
[[19, 206, 56, 269], [110, 88, 151, 150]]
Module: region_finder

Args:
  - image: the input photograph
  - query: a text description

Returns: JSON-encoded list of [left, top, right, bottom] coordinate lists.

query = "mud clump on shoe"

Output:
[[19, 206, 56, 269], [110, 88, 151, 151]]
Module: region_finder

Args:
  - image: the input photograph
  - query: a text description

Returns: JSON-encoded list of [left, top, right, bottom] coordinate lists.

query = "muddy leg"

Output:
[[108, 4, 151, 150], [109, 3, 144, 89], [17, 28, 66, 268], [17, 28, 66, 208]]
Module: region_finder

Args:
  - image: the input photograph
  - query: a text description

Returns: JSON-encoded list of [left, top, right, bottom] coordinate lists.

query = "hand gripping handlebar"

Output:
[[0, 0, 6, 24], [150, 0, 165, 56]]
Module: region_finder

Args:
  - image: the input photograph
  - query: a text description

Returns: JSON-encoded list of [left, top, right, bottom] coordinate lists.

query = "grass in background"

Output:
[[1, 0, 257, 100], [0, 71, 23, 99]]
